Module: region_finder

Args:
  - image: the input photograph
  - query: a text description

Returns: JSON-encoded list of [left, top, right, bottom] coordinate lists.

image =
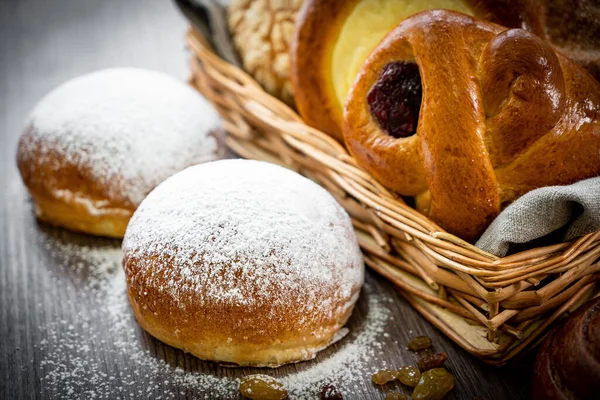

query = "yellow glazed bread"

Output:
[[344, 11, 600, 242], [122, 160, 364, 367]]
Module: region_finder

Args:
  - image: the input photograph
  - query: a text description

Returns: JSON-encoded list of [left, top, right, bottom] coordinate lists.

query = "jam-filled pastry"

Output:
[[292, 0, 600, 142], [344, 11, 600, 242], [291, 0, 477, 141]]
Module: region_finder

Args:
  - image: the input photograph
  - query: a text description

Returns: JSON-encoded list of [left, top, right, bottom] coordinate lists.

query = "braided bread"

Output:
[[343, 11, 600, 241]]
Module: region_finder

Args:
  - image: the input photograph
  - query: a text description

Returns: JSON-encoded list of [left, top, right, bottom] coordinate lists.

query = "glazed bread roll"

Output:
[[343, 11, 600, 242], [291, 0, 600, 142], [533, 296, 600, 400], [17, 68, 222, 238], [122, 160, 364, 367]]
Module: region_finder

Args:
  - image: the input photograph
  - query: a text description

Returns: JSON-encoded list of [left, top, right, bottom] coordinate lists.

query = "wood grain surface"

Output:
[[0, 0, 534, 399]]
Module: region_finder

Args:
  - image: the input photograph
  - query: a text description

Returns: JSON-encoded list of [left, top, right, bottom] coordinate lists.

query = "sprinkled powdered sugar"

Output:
[[37, 238, 239, 399], [22, 68, 221, 205], [37, 233, 390, 399], [123, 160, 364, 330]]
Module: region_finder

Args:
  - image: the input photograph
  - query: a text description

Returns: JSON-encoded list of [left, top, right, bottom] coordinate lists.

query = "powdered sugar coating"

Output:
[[122, 159, 364, 351], [22, 68, 221, 206]]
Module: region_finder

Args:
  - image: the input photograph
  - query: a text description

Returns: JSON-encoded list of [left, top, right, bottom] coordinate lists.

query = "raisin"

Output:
[[372, 369, 398, 385], [407, 336, 432, 351], [239, 375, 288, 400], [385, 393, 408, 400], [412, 368, 455, 400], [320, 383, 343, 399], [396, 366, 422, 387], [367, 61, 422, 138], [417, 352, 448, 372]]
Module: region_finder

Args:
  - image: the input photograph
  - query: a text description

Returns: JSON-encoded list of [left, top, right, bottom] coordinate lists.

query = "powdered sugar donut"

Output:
[[122, 160, 364, 367], [17, 68, 222, 238]]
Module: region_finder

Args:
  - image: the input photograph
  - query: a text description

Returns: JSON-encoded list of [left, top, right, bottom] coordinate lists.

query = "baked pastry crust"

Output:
[[17, 130, 134, 238], [122, 160, 364, 367], [125, 273, 357, 367], [291, 0, 600, 142], [291, 0, 482, 141], [343, 11, 600, 241], [290, 0, 356, 140]]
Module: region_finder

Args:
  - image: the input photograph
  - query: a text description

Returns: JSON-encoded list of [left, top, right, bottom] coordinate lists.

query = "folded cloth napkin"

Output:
[[476, 177, 600, 257]]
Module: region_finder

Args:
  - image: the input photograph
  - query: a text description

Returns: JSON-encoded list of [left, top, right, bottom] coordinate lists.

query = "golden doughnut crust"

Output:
[[16, 69, 221, 238], [122, 160, 364, 367], [124, 251, 359, 367], [17, 127, 134, 238]]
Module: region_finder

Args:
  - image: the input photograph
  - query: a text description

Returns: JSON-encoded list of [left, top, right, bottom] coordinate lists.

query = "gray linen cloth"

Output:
[[475, 177, 600, 256]]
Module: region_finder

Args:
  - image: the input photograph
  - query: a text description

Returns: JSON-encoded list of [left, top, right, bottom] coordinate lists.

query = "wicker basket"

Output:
[[186, 29, 600, 365]]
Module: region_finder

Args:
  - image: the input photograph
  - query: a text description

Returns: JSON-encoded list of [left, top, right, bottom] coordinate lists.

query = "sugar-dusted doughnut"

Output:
[[17, 68, 222, 238], [122, 160, 364, 367]]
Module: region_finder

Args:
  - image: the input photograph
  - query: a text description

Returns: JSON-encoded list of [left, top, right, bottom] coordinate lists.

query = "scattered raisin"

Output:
[[367, 61, 422, 138], [407, 336, 432, 351], [372, 369, 398, 385], [396, 366, 422, 387], [412, 368, 455, 400], [239, 375, 288, 400], [385, 393, 408, 400], [320, 383, 343, 400], [417, 352, 448, 372]]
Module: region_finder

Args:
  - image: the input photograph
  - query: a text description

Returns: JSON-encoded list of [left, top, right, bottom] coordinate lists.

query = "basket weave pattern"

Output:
[[186, 29, 600, 364]]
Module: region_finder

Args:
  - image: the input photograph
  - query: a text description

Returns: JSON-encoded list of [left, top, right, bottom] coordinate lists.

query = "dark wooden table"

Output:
[[0, 0, 534, 398]]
